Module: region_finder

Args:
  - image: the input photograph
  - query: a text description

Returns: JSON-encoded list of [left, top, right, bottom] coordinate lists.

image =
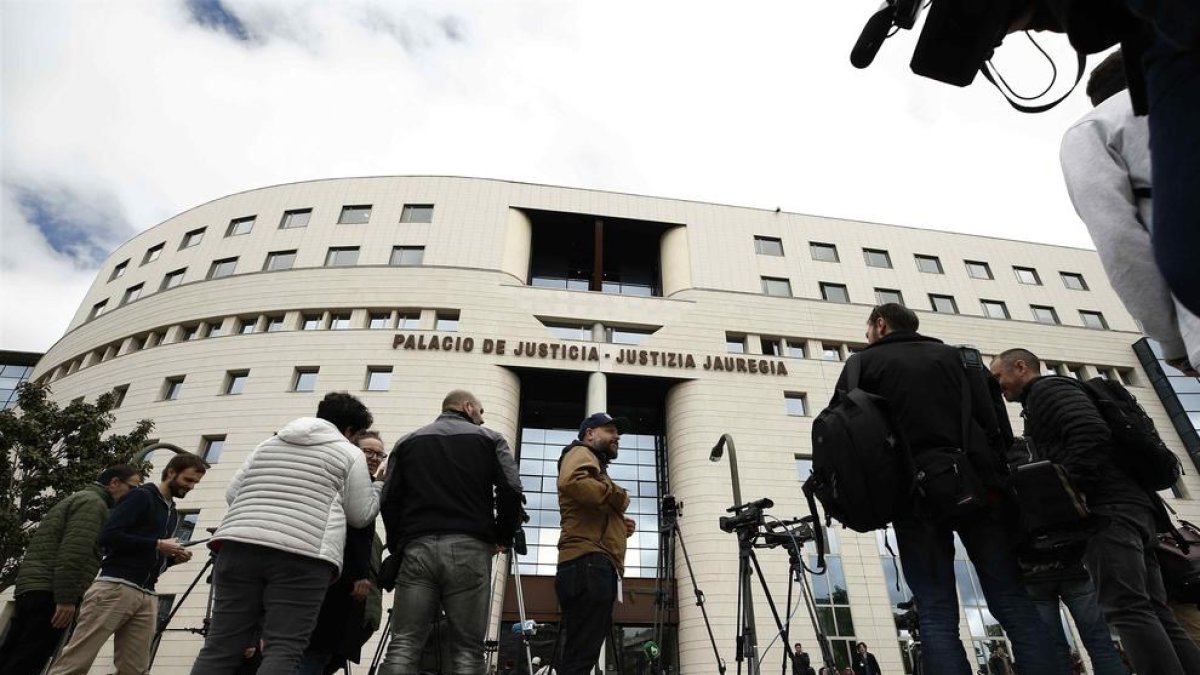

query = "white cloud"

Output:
[[1, 0, 1099, 352]]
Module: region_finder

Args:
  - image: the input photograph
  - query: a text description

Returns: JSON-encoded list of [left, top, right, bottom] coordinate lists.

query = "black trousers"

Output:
[[554, 553, 617, 675], [0, 591, 68, 675]]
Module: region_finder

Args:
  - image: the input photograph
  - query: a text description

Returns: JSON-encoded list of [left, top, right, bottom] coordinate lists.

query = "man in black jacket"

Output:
[[378, 389, 523, 675], [47, 453, 206, 675], [841, 304, 1057, 674], [991, 348, 1200, 674]]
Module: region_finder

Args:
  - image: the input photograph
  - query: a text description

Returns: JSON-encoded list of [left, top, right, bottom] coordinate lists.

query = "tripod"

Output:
[[147, 536, 218, 670], [775, 528, 836, 675], [509, 529, 538, 675], [654, 495, 724, 674]]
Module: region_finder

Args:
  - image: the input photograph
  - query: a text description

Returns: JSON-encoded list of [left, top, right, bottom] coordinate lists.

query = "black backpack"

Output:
[[1081, 377, 1181, 491], [803, 355, 907, 532]]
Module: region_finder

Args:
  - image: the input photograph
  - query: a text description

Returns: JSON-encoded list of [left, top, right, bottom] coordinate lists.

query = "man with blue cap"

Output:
[[554, 412, 635, 675]]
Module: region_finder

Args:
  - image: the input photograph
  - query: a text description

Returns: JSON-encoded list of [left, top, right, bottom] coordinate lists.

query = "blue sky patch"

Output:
[[185, 0, 252, 42], [16, 186, 130, 269]]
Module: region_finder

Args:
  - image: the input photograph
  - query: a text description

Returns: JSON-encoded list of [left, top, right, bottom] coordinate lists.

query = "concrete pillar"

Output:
[[745, 335, 763, 355], [592, 322, 606, 343], [502, 208, 534, 283], [587, 371, 608, 414], [660, 225, 691, 296]]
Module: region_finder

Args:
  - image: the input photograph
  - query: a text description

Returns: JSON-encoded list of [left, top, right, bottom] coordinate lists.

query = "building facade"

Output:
[[0, 350, 41, 409], [14, 176, 1200, 673]]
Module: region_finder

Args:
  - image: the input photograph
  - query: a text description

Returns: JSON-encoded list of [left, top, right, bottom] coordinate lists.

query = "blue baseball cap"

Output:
[[578, 412, 630, 439]]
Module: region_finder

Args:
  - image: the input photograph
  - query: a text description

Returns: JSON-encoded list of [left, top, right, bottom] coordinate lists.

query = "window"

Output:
[[180, 227, 205, 249], [435, 311, 459, 331], [726, 334, 746, 354], [325, 247, 360, 266], [605, 326, 655, 345], [785, 392, 808, 416], [1031, 305, 1060, 325], [161, 268, 186, 290], [1014, 266, 1042, 285], [875, 288, 904, 306], [110, 259, 129, 281], [786, 340, 807, 358], [810, 242, 839, 263], [293, 368, 319, 392], [822, 343, 843, 361], [302, 314, 323, 330], [366, 367, 393, 391], [397, 311, 421, 329], [761, 337, 783, 357], [208, 257, 238, 279], [915, 254, 943, 274], [330, 313, 352, 330], [761, 276, 792, 297], [280, 208, 312, 229], [266, 315, 286, 332], [1080, 310, 1109, 329], [820, 282, 850, 303], [121, 284, 144, 305], [390, 246, 425, 266], [226, 216, 255, 237], [201, 435, 225, 463], [965, 260, 993, 280], [207, 321, 225, 338], [111, 384, 128, 409], [981, 300, 1010, 319], [930, 294, 959, 314], [224, 370, 249, 395], [1061, 272, 1088, 291], [527, 210, 664, 297], [863, 248, 892, 268], [89, 300, 108, 319], [338, 205, 372, 224], [263, 250, 297, 271], [162, 376, 185, 401], [369, 312, 392, 329], [237, 317, 257, 334], [544, 322, 592, 341], [400, 204, 434, 223], [754, 236, 784, 256], [143, 243, 164, 265]]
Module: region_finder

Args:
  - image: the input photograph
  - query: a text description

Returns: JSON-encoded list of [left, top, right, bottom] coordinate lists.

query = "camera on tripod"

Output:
[[718, 498, 773, 534]]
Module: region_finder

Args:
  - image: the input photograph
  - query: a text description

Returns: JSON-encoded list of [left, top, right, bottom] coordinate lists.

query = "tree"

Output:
[[0, 381, 153, 593]]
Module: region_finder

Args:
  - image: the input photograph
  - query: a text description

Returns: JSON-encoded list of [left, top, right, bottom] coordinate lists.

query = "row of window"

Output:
[[47, 307, 462, 382], [759, 276, 1109, 327], [753, 236, 1089, 289], [155, 365, 398, 401], [107, 204, 436, 281], [91, 246, 429, 319]]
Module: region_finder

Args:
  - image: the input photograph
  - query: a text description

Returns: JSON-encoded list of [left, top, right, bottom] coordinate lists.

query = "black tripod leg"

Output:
[[148, 553, 215, 668], [674, 525, 725, 674]]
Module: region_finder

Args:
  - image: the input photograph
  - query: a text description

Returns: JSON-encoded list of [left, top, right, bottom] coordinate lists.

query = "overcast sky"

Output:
[[1, 0, 1104, 353]]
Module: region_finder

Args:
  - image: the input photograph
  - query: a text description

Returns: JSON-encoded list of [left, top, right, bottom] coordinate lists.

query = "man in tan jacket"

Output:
[[555, 412, 635, 675]]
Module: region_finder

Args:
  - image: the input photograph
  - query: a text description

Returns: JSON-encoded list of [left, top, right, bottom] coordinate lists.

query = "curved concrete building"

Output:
[[19, 176, 1199, 673]]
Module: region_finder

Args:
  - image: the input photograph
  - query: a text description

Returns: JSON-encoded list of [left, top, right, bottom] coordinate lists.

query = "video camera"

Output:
[[851, 0, 1033, 86], [719, 498, 775, 534], [896, 600, 920, 634]]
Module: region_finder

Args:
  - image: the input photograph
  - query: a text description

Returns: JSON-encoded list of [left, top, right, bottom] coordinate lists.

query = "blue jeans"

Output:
[[378, 534, 493, 675], [894, 509, 1061, 675], [1026, 576, 1129, 675]]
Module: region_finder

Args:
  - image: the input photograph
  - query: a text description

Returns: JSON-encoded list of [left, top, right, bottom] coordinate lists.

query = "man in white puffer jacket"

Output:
[[190, 392, 383, 675]]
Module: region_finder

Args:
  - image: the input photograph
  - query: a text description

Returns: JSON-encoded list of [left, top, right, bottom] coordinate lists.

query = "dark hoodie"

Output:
[[98, 483, 179, 591]]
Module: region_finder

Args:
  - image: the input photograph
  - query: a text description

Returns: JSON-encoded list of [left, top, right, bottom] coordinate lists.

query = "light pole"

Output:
[[710, 434, 758, 673]]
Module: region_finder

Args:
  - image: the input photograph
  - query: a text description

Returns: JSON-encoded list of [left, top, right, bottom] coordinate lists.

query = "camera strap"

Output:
[[981, 49, 1086, 113]]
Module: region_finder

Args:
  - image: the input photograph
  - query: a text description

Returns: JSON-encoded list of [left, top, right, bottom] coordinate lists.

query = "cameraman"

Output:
[[377, 390, 523, 675]]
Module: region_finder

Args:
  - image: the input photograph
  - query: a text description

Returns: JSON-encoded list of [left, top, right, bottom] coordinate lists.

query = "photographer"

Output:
[[991, 348, 1200, 673], [835, 305, 1057, 674], [191, 392, 382, 675], [376, 390, 523, 675]]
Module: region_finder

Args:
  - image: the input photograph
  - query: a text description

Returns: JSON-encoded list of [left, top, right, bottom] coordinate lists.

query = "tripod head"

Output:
[[896, 599, 921, 639]]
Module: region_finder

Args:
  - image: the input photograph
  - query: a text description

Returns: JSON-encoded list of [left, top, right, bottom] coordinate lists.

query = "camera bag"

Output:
[[1157, 519, 1200, 603], [912, 370, 986, 521], [1082, 377, 1182, 491]]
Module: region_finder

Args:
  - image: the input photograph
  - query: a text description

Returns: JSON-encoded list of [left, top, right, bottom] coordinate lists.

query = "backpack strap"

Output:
[[801, 479, 828, 572], [958, 369, 971, 451]]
